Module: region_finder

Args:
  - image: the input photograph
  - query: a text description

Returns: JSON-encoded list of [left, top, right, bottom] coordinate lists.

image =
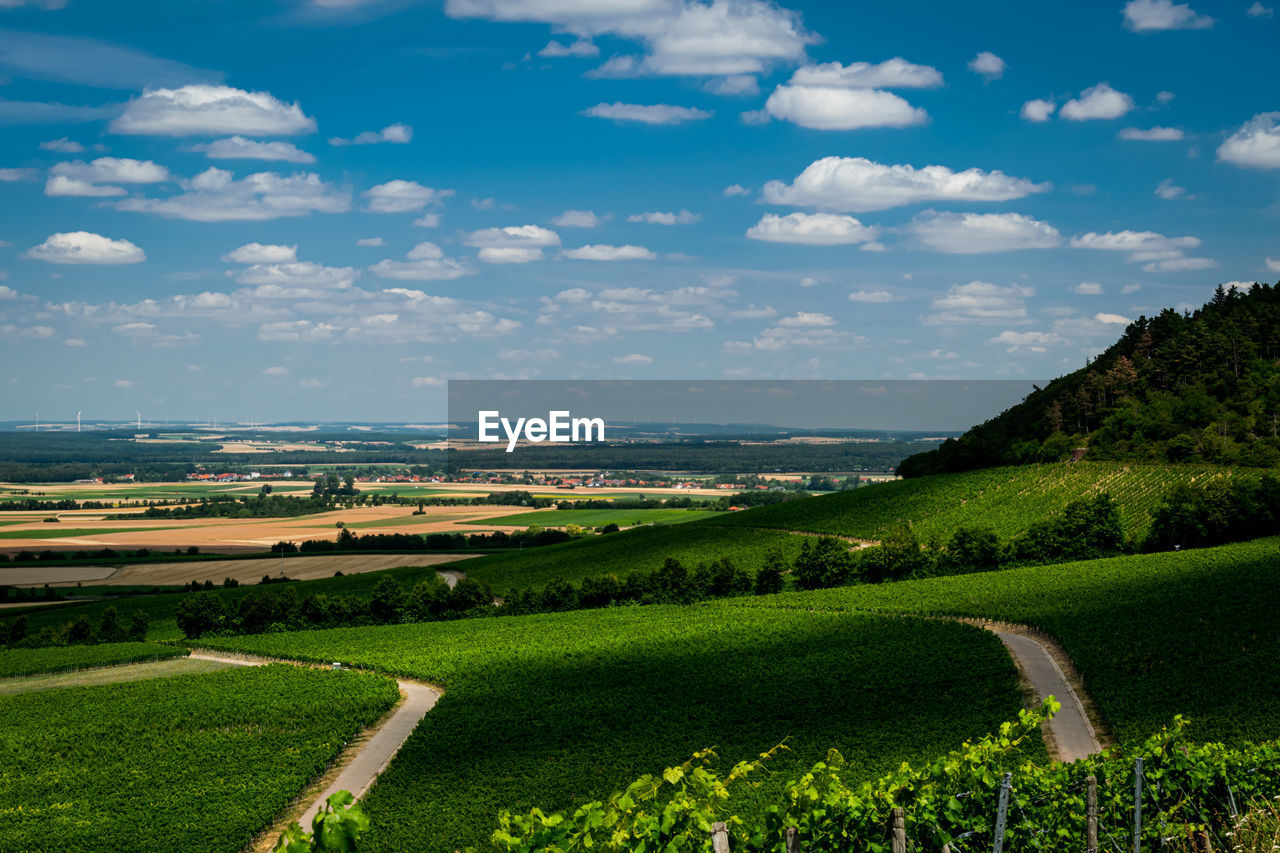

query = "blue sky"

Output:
[[0, 0, 1277, 423]]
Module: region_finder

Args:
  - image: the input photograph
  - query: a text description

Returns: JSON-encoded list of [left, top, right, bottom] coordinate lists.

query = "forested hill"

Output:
[[899, 282, 1280, 477]]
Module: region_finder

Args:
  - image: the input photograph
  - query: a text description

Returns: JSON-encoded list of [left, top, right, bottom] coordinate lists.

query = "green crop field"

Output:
[[462, 524, 807, 593], [0, 641, 187, 678], [329, 513, 474, 529], [0, 664, 398, 853], [727, 536, 1280, 745], [0, 526, 168, 539], [463, 508, 723, 528], [204, 605, 1030, 853], [710, 462, 1241, 541]]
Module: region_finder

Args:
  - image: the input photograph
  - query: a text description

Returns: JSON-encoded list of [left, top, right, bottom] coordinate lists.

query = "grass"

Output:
[[461, 508, 723, 528], [725, 536, 1280, 745], [0, 641, 187, 678], [204, 605, 1030, 853], [0, 657, 231, 695], [0, 664, 399, 853]]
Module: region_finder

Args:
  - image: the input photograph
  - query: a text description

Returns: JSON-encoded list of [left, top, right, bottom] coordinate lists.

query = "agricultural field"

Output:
[[0, 480, 314, 503], [0, 664, 399, 853], [711, 462, 1240, 541], [728, 536, 1280, 744], [0, 641, 186, 678], [463, 507, 723, 528], [462, 524, 807, 593], [0, 526, 168, 540], [204, 605, 1031, 853]]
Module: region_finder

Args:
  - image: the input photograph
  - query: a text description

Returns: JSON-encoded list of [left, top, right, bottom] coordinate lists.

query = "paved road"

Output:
[[988, 629, 1101, 762], [188, 652, 440, 828]]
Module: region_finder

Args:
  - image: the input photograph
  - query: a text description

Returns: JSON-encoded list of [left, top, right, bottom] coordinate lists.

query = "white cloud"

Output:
[[25, 231, 145, 265], [369, 242, 476, 280], [990, 330, 1064, 350], [1060, 83, 1134, 121], [627, 209, 700, 225], [39, 138, 84, 153], [116, 169, 350, 221], [235, 261, 356, 292], [446, 0, 815, 78], [551, 209, 601, 227], [44, 176, 127, 197], [1217, 112, 1280, 170], [539, 39, 599, 57], [51, 157, 170, 185], [1121, 283, 1143, 294], [1118, 126, 1183, 141], [1073, 281, 1104, 294], [928, 281, 1032, 324], [614, 353, 653, 364], [262, 366, 290, 376], [704, 75, 759, 96], [1154, 178, 1187, 200], [909, 211, 1062, 253], [787, 58, 942, 89], [1267, 257, 1280, 273], [848, 289, 899, 303], [723, 183, 749, 196], [110, 85, 316, 136], [968, 51, 1005, 80], [1142, 256, 1218, 272], [356, 237, 385, 247], [0, 168, 39, 181], [411, 376, 444, 388], [114, 379, 135, 389], [1095, 312, 1131, 324], [562, 244, 657, 260], [582, 102, 712, 125], [746, 212, 878, 245], [330, 123, 413, 146], [1071, 229, 1215, 272], [761, 156, 1048, 212], [465, 225, 560, 263], [0, 284, 17, 299], [222, 242, 298, 264], [761, 85, 927, 130], [1247, 2, 1274, 16], [1123, 0, 1214, 30], [188, 136, 316, 163], [749, 311, 862, 351], [363, 180, 452, 213], [1021, 98, 1056, 122], [413, 213, 441, 228]]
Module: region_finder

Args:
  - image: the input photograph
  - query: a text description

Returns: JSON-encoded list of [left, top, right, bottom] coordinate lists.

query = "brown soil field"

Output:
[[2, 552, 472, 588]]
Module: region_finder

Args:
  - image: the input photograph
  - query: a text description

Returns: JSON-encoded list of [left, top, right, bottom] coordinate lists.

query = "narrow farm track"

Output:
[[186, 652, 440, 840]]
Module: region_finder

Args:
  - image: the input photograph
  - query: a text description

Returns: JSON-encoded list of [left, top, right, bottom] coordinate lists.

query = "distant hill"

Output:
[[899, 282, 1280, 477]]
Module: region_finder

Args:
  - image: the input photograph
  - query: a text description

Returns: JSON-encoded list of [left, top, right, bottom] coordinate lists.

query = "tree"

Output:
[[407, 577, 451, 620], [369, 576, 406, 623], [754, 550, 786, 595], [448, 577, 492, 612], [174, 591, 229, 639], [68, 614, 94, 644], [792, 537, 854, 589], [7, 615, 28, 644], [127, 610, 149, 642], [97, 606, 128, 644]]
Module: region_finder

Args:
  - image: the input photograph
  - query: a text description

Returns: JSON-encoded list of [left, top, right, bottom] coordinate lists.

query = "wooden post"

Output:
[[711, 821, 730, 853], [1194, 829, 1212, 852], [1087, 774, 1098, 853], [993, 773, 1012, 853], [942, 846, 951, 853], [891, 807, 906, 853], [1134, 758, 1143, 853], [784, 827, 801, 853]]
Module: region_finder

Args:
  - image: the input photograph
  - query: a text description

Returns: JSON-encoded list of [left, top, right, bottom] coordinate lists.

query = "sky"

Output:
[[0, 0, 1277, 424]]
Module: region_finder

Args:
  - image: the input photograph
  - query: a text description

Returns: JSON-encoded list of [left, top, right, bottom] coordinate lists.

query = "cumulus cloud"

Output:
[[1217, 112, 1280, 169], [0, 168, 38, 181], [847, 290, 900, 303], [551, 209, 601, 227], [44, 176, 127, 197], [110, 85, 316, 136], [329, 123, 413, 146], [187, 136, 316, 163], [928, 281, 1032, 324], [761, 156, 1048, 213], [704, 75, 760, 96], [116, 168, 350, 221], [411, 376, 445, 388], [614, 353, 653, 364], [561, 244, 656, 260], [746, 212, 879, 245], [1267, 257, 1280, 273], [39, 138, 84, 153], [363, 180, 452, 213], [413, 213, 441, 228], [235, 261, 356, 293], [1123, 0, 1214, 30], [1074, 281, 1104, 294], [369, 242, 476, 280], [989, 330, 1064, 351], [465, 225, 560, 263], [748, 311, 862, 351], [968, 51, 1006, 80], [1247, 2, 1274, 16], [787, 58, 942, 89], [222, 243, 297, 264], [1142, 256, 1218, 273], [539, 39, 599, 57], [25, 231, 145, 264], [723, 183, 749, 196], [627, 209, 700, 224], [1071, 229, 1215, 272], [581, 102, 712, 125], [356, 237, 384, 247], [1059, 83, 1134, 121], [446, 0, 815, 78], [1154, 178, 1188, 200], [52, 157, 169, 184], [761, 85, 927, 130], [1119, 126, 1184, 141], [908, 211, 1062, 254], [1021, 98, 1056, 122], [262, 366, 290, 376]]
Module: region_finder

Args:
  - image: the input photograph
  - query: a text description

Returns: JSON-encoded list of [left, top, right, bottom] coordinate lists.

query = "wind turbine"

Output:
[[77, 411, 81, 433], [137, 411, 141, 430]]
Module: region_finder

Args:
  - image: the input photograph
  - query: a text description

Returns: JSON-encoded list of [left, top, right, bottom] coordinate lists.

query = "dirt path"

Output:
[[188, 652, 440, 838]]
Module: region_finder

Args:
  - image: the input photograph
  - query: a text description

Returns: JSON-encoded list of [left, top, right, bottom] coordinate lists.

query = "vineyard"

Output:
[[202, 605, 1032, 852], [709, 462, 1242, 541], [0, 664, 398, 853], [727, 536, 1280, 744], [0, 641, 186, 678], [462, 508, 722, 528]]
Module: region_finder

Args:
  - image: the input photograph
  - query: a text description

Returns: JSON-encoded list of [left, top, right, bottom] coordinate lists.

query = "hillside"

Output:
[[709, 461, 1243, 541], [899, 282, 1280, 477]]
